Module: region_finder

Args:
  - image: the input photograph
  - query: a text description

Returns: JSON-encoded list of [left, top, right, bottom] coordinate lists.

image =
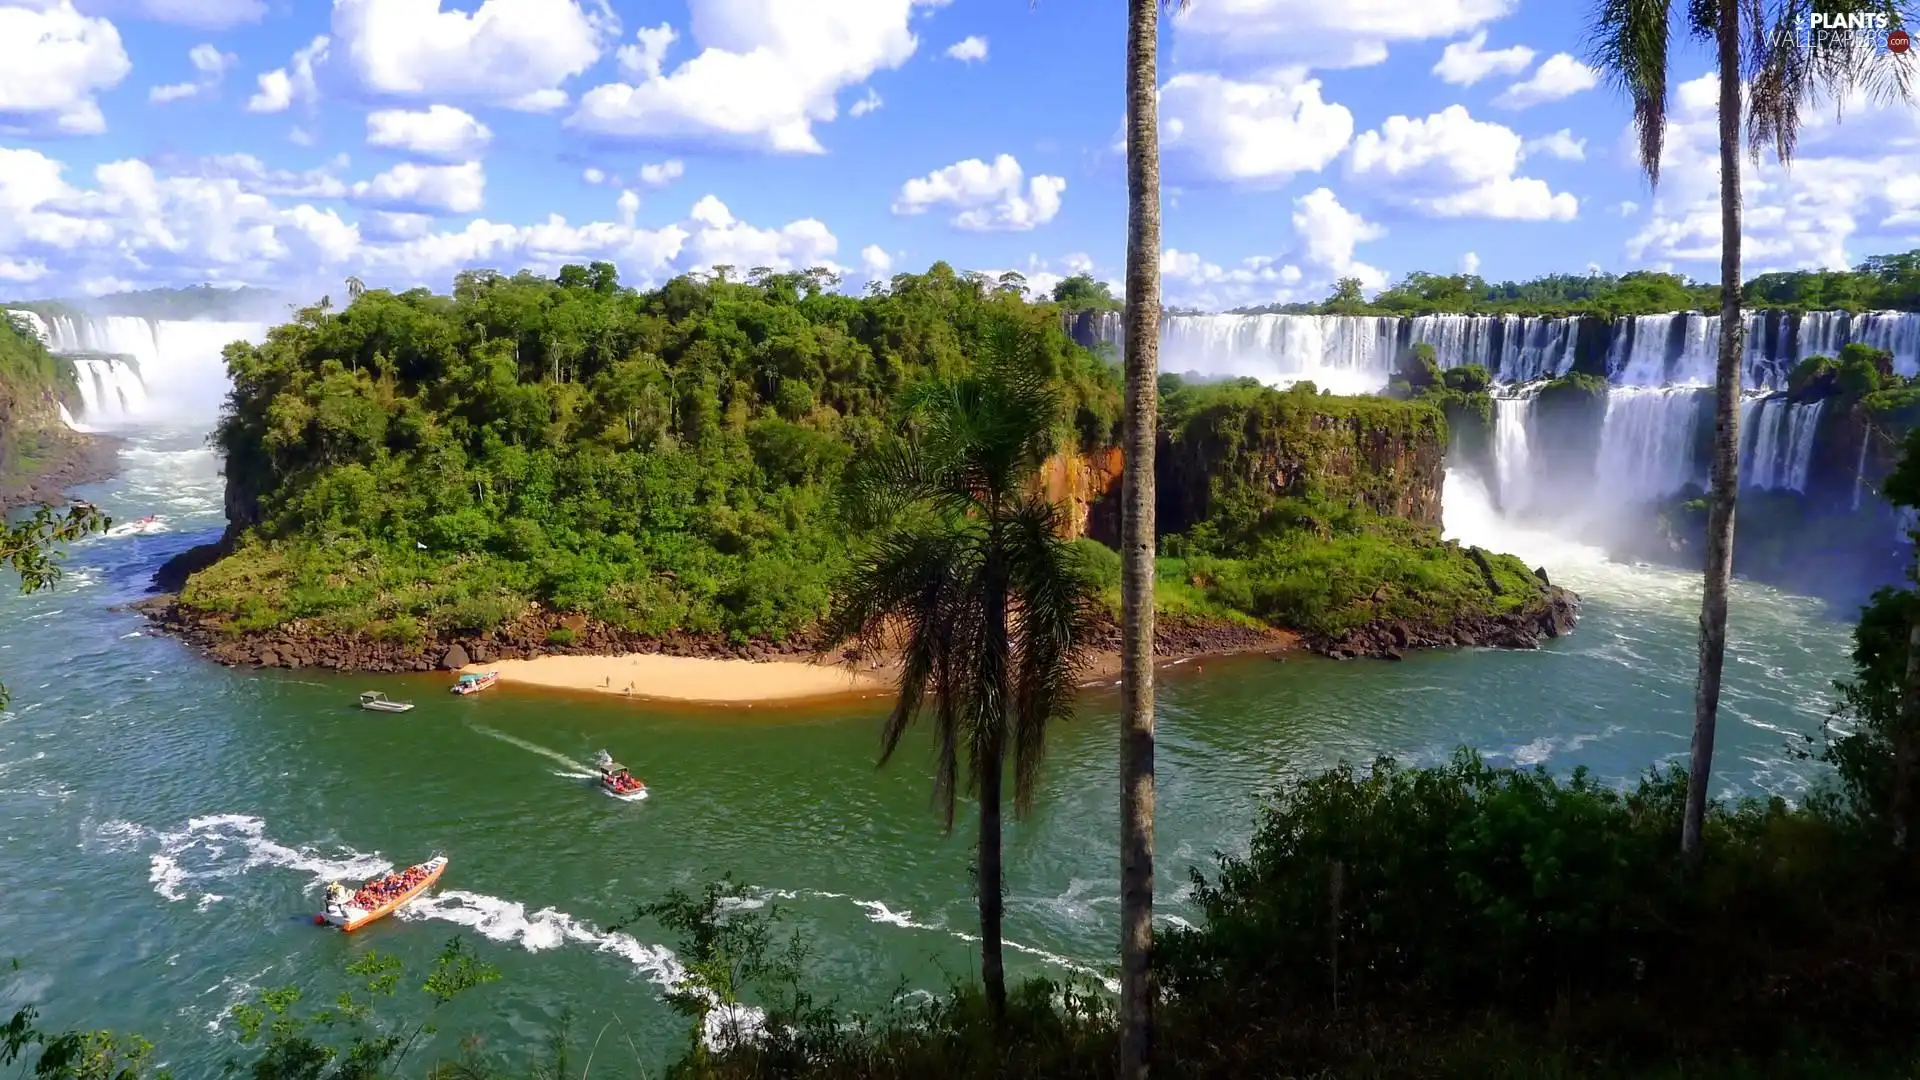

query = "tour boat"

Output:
[[317, 856, 447, 933], [358, 691, 414, 713], [595, 750, 649, 801], [450, 671, 499, 696]]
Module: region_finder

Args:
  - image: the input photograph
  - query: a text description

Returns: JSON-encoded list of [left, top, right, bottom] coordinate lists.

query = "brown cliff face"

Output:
[[1036, 445, 1124, 544], [1158, 395, 1447, 536]]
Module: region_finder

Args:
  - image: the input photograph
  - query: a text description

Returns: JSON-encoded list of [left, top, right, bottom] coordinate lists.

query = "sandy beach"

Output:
[[462, 652, 892, 704]]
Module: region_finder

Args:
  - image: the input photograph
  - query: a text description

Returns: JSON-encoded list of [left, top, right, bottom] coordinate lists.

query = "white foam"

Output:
[[468, 725, 594, 774], [103, 814, 391, 906]]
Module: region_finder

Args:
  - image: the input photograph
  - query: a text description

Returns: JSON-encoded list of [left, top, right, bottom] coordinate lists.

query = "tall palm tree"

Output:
[[1119, 2, 1186, 1075], [1590, 0, 1914, 864], [822, 321, 1099, 1023]]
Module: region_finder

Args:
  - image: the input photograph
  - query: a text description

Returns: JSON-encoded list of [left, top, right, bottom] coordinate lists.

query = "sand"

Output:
[[461, 653, 891, 704]]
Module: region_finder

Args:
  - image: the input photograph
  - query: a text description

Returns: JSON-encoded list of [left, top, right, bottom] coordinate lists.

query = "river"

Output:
[[0, 426, 1857, 1073]]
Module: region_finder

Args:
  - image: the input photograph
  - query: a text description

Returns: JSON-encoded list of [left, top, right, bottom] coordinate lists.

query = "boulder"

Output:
[[441, 643, 470, 670]]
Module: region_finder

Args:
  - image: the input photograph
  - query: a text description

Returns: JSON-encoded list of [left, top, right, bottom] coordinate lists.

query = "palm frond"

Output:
[[1590, 0, 1678, 186], [1003, 496, 1102, 816], [1748, 0, 1919, 166]]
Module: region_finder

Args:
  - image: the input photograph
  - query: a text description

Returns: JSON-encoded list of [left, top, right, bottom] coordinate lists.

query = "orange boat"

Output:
[[317, 856, 447, 932]]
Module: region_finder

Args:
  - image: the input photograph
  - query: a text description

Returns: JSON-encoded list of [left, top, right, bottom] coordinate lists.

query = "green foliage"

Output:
[[1235, 248, 1920, 317], [185, 264, 1120, 643], [1046, 274, 1119, 312], [0, 503, 110, 708]]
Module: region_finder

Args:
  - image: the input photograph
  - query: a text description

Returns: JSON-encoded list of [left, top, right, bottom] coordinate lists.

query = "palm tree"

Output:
[[1120, 2, 1186, 1075], [345, 275, 365, 301], [1589, 0, 1914, 864], [822, 321, 1100, 1023]]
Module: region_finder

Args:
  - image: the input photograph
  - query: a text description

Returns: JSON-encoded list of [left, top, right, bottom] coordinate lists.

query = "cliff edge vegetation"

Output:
[[0, 316, 114, 510], [156, 262, 1572, 669]]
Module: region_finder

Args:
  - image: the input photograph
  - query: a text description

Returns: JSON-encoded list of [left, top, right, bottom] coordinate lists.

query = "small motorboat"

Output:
[[595, 750, 649, 801], [317, 856, 447, 933], [359, 691, 414, 713], [451, 671, 499, 696]]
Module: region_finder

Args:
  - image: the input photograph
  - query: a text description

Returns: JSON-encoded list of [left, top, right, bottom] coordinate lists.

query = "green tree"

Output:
[[1049, 273, 1119, 311], [1, 504, 109, 710], [821, 326, 1099, 1025], [1588, 0, 1916, 866]]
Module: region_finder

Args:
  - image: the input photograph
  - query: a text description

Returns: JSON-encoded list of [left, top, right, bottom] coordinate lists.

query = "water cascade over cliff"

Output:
[[2, 309, 268, 424]]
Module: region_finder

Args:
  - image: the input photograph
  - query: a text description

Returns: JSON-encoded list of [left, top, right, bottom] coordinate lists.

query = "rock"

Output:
[[441, 644, 470, 670], [258, 648, 280, 667], [1534, 566, 1551, 586]]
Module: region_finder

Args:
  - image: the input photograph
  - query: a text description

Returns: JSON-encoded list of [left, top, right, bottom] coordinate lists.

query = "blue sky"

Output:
[[0, 0, 1915, 310]]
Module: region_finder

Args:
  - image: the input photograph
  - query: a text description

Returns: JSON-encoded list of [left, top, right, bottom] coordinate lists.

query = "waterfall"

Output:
[[1, 309, 268, 423], [1594, 387, 1707, 504], [1492, 392, 1535, 515], [4, 308, 52, 345], [1408, 313, 1577, 382], [1159, 313, 1400, 395], [1853, 432, 1872, 511], [1781, 400, 1825, 492], [1740, 397, 1786, 490]]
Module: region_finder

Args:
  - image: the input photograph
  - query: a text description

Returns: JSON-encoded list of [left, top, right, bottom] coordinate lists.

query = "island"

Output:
[[127, 262, 1577, 687]]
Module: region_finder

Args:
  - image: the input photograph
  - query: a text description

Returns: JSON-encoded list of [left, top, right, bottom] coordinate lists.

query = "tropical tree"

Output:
[[1588, 0, 1915, 865], [821, 322, 1099, 1023], [0, 503, 108, 710], [1121, 1, 1185, 1075], [344, 276, 365, 301]]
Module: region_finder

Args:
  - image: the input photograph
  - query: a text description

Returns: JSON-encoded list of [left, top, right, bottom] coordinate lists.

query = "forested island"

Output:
[[132, 262, 1574, 671]]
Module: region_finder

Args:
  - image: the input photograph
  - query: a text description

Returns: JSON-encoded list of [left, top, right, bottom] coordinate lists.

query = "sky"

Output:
[[0, 0, 1915, 311]]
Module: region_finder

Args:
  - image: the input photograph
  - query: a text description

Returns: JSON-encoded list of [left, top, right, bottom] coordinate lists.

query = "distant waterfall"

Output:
[[1853, 432, 1872, 511], [1594, 388, 1707, 504], [1406, 314, 1577, 383], [1158, 314, 1400, 395], [1740, 397, 1826, 492], [0, 308, 267, 423], [1492, 392, 1535, 515]]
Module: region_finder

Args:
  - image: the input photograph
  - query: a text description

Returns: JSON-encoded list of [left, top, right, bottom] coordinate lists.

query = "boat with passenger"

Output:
[[450, 671, 498, 696], [595, 750, 648, 801], [317, 856, 447, 932], [358, 691, 414, 713]]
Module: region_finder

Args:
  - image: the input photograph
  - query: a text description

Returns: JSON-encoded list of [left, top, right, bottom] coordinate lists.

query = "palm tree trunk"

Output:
[[1682, 0, 1744, 865], [977, 731, 1008, 1021], [1119, 0, 1162, 1075], [1894, 616, 1920, 849]]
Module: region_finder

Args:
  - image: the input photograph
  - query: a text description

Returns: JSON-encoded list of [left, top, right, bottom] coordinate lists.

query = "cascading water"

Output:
[[1593, 387, 1707, 505], [1158, 313, 1400, 394], [1, 308, 268, 424], [1492, 392, 1536, 516], [1854, 432, 1873, 511], [1740, 397, 1828, 493]]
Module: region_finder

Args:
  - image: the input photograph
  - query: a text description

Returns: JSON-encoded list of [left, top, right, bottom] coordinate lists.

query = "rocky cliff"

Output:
[[1159, 385, 1446, 537], [0, 323, 115, 511]]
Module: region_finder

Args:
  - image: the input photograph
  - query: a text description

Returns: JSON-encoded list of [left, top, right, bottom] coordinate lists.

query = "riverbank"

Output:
[[0, 423, 119, 513]]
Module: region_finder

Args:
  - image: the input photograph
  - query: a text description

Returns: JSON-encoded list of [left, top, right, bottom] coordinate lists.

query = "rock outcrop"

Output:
[[1309, 585, 1582, 661]]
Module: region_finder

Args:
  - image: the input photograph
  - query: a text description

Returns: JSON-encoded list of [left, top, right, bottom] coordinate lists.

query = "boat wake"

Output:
[[93, 813, 392, 907], [468, 724, 595, 774]]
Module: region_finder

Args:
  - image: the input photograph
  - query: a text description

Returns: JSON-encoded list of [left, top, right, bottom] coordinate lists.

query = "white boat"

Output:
[[595, 750, 649, 801], [451, 671, 499, 696], [318, 856, 447, 932], [359, 691, 414, 713]]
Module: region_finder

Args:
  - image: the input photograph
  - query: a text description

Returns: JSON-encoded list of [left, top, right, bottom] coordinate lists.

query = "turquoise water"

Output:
[[0, 428, 1855, 1072]]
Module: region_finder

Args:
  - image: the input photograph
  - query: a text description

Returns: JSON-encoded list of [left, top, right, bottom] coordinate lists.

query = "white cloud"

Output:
[[569, 0, 942, 153], [351, 161, 486, 215], [1493, 53, 1598, 109], [1625, 73, 1920, 270], [1173, 0, 1516, 69], [617, 23, 676, 79], [638, 159, 684, 187], [1157, 70, 1353, 184], [150, 44, 239, 104], [331, 0, 611, 110], [0, 147, 840, 296], [248, 35, 329, 114], [892, 154, 1065, 232], [0, 0, 131, 136], [1523, 128, 1586, 161], [616, 189, 639, 226], [582, 167, 607, 185], [1155, 187, 1384, 311], [1460, 251, 1480, 274], [1290, 187, 1385, 287], [1616, 199, 1640, 216], [861, 243, 892, 277], [945, 35, 988, 62], [1349, 105, 1578, 221], [1432, 31, 1533, 85], [75, 0, 264, 29], [850, 88, 882, 116], [366, 106, 493, 160]]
